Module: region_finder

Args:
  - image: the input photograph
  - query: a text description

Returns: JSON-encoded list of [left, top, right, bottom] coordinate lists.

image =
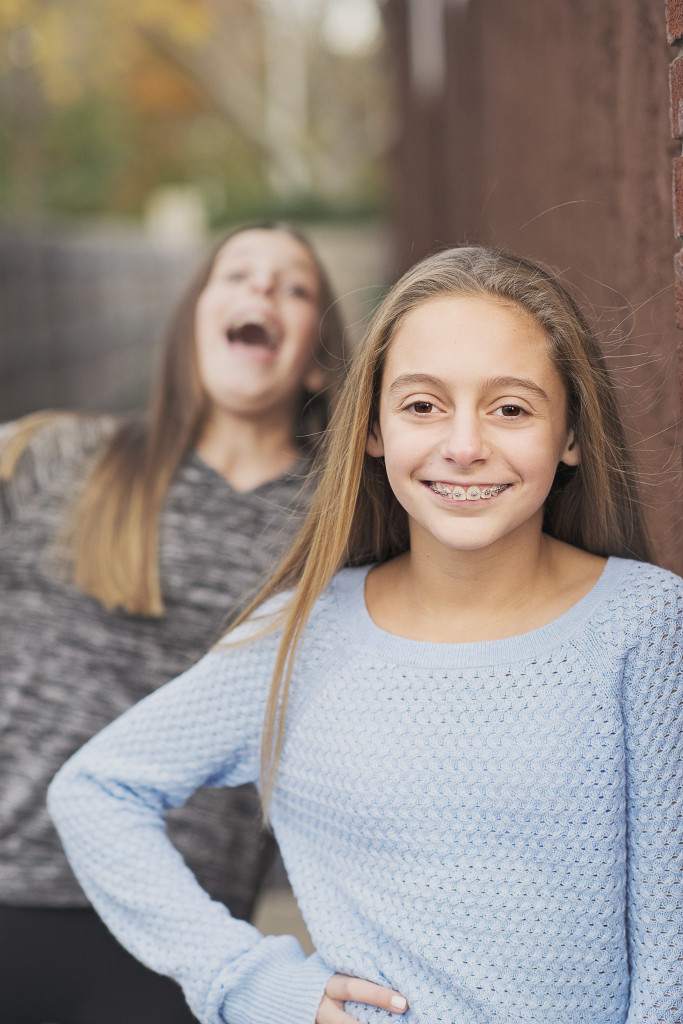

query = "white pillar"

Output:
[[407, 0, 468, 101]]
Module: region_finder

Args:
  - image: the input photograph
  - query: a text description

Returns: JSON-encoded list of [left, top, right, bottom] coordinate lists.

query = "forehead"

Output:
[[385, 295, 554, 374], [212, 230, 319, 276]]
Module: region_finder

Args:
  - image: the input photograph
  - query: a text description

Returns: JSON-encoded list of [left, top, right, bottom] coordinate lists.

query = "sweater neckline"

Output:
[[336, 556, 627, 668], [185, 449, 310, 496]]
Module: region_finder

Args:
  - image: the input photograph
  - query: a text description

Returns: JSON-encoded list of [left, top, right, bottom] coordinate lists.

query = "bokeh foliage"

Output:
[[0, 0, 391, 226]]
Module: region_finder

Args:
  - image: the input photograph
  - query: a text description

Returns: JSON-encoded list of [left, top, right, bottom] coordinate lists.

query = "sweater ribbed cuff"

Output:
[[208, 935, 333, 1024]]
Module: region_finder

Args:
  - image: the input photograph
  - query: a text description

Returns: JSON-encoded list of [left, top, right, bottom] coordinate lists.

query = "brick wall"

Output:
[[384, 0, 683, 574], [667, 0, 683, 437]]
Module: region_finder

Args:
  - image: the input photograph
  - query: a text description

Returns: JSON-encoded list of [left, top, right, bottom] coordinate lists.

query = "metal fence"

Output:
[[0, 225, 199, 422]]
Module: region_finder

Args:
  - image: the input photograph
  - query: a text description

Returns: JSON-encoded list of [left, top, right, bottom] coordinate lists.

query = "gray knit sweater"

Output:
[[0, 414, 310, 915]]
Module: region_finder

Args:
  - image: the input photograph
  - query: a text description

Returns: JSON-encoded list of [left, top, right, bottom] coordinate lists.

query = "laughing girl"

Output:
[[1, 223, 344, 1023]]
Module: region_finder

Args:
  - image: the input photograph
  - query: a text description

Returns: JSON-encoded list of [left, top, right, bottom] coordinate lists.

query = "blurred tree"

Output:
[[0, 0, 392, 224]]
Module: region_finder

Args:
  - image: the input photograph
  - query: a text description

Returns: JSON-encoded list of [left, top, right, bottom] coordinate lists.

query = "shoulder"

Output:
[[1, 411, 119, 482], [308, 565, 371, 623], [293, 566, 372, 662], [596, 558, 683, 672], [604, 562, 683, 748], [0, 412, 120, 524], [219, 566, 371, 651], [220, 589, 294, 648], [603, 557, 683, 623]]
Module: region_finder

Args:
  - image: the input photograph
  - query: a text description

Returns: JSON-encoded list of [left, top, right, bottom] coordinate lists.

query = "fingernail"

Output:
[[391, 995, 407, 1011]]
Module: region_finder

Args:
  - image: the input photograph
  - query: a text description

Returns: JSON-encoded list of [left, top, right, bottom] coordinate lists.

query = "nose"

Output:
[[248, 268, 276, 295], [440, 409, 488, 466]]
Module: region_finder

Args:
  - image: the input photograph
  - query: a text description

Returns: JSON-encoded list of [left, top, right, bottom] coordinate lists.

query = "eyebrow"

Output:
[[386, 373, 550, 402], [387, 373, 445, 394], [483, 376, 550, 402]]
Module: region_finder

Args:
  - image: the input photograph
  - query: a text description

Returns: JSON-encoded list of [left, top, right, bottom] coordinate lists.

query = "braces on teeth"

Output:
[[429, 483, 509, 500]]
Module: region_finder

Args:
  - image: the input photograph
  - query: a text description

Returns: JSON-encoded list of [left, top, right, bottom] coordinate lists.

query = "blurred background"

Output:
[[1, 0, 682, 951], [0, 0, 680, 552]]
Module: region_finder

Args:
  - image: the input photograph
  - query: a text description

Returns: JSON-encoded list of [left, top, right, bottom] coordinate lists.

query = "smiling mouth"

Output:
[[427, 482, 512, 501], [226, 313, 282, 351]]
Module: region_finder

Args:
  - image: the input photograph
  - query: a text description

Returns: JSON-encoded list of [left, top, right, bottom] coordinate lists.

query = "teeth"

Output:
[[429, 483, 508, 501], [237, 312, 267, 329]]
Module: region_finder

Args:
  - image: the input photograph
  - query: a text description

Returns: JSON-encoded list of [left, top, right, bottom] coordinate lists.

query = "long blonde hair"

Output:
[[1, 223, 345, 616], [227, 245, 653, 807]]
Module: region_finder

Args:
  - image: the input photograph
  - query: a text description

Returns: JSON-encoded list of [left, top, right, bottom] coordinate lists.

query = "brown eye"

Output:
[[500, 405, 522, 417], [412, 401, 434, 414]]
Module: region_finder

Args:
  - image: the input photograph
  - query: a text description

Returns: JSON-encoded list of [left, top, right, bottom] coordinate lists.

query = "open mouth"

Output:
[[226, 313, 282, 351], [427, 482, 512, 502]]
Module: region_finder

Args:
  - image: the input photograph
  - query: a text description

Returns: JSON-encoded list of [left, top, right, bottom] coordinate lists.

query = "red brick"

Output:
[[674, 250, 683, 329], [678, 340, 683, 450], [672, 157, 683, 236], [667, 0, 683, 44], [671, 56, 683, 136]]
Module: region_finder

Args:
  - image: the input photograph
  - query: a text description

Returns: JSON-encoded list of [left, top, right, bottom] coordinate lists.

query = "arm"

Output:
[[48, 638, 334, 1024], [0, 418, 30, 528], [623, 572, 683, 1024], [0, 413, 112, 530]]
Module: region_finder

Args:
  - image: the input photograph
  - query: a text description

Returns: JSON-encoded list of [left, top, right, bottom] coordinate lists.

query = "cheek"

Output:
[[292, 306, 320, 351], [522, 433, 568, 487], [287, 313, 322, 378], [194, 294, 215, 348], [381, 427, 421, 477], [194, 321, 213, 376]]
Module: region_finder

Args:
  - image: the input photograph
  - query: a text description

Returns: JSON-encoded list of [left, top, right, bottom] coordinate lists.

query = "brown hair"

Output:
[[2, 223, 345, 616], [223, 245, 653, 807]]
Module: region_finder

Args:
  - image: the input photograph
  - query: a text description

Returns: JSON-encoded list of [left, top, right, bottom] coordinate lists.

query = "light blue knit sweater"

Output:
[[49, 557, 683, 1024]]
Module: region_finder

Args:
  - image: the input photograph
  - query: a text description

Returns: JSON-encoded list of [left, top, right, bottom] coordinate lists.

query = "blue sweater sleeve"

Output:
[[48, 633, 333, 1024], [622, 572, 683, 1024]]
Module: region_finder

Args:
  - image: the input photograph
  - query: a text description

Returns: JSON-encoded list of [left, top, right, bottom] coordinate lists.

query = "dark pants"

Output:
[[0, 904, 199, 1024]]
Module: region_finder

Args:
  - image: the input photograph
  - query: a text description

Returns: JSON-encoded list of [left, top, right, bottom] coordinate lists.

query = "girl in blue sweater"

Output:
[[50, 246, 682, 1024]]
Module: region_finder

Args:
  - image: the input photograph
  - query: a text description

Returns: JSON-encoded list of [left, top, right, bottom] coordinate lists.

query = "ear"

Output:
[[366, 421, 384, 458], [560, 428, 581, 467], [303, 362, 326, 394]]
